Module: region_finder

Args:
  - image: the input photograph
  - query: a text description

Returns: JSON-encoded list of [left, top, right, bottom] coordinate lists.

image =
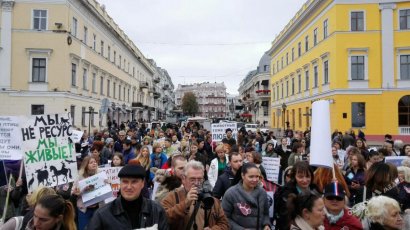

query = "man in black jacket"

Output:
[[87, 165, 169, 230], [212, 152, 243, 199]]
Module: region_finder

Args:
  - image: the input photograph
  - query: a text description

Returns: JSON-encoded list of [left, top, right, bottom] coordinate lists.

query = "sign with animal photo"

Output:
[[100, 167, 122, 203], [79, 171, 112, 207], [21, 113, 78, 193]]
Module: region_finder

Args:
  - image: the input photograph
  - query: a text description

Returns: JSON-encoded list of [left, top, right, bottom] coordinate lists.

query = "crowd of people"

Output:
[[1, 120, 410, 230]]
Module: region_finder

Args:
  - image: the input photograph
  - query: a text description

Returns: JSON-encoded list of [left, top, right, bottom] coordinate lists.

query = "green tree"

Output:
[[182, 92, 199, 116]]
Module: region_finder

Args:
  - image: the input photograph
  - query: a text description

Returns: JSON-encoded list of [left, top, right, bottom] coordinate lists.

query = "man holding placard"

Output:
[[87, 164, 168, 230]]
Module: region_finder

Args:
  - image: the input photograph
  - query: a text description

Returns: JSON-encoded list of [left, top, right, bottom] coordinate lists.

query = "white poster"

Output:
[[385, 156, 410, 167], [309, 100, 333, 168], [71, 130, 84, 143], [79, 171, 112, 207], [211, 122, 237, 142], [21, 113, 78, 193], [267, 191, 274, 219], [101, 167, 122, 203], [262, 157, 280, 183], [0, 116, 23, 160]]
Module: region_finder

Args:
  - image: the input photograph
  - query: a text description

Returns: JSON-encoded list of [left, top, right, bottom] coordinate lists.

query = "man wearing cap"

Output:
[[87, 164, 169, 230], [323, 182, 363, 230], [122, 138, 136, 164], [221, 128, 236, 147]]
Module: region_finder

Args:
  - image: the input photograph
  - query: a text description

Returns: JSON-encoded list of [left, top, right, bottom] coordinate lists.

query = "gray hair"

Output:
[[366, 196, 401, 225], [184, 160, 204, 176], [394, 140, 404, 149]]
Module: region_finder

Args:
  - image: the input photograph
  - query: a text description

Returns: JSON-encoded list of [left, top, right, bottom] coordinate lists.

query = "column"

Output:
[[0, 0, 15, 89], [379, 3, 396, 88]]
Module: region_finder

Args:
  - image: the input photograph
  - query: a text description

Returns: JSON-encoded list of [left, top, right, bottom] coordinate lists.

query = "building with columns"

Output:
[[269, 0, 410, 141], [175, 82, 227, 118], [0, 0, 175, 129]]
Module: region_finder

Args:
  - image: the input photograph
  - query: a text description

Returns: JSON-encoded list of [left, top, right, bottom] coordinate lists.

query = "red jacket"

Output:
[[324, 208, 363, 230]]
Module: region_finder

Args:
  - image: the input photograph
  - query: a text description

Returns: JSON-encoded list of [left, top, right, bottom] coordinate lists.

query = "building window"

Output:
[[298, 108, 302, 128], [313, 28, 318, 46], [351, 56, 365, 80], [32, 58, 46, 82], [107, 79, 111, 97], [281, 57, 284, 69], [286, 80, 289, 97], [400, 55, 410, 80], [305, 107, 310, 127], [313, 66, 318, 88], [123, 86, 126, 101], [82, 68, 88, 90], [324, 60, 329, 84], [352, 102, 366, 127], [82, 107, 86, 126], [323, 19, 328, 38], [276, 61, 279, 71], [119, 85, 121, 100], [119, 55, 122, 67], [399, 9, 410, 30], [298, 42, 301, 57], [351, 11, 364, 31], [286, 53, 289, 65], [281, 83, 284, 99], [100, 76, 104, 95], [83, 26, 88, 44], [70, 105, 75, 125], [100, 41, 104, 56], [92, 73, 96, 93], [72, 17, 77, 37], [33, 10, 47, 30], [305, 70, 309, 90], [91, 111, 95, 127], [71, 63, 77, 86], [114, 51, 116, 64], [305, 36, 309, 52], [93, 34, 96, 50], [291, 78, 295, 95], [113, 82, 116, 98], [292, 48, 295, 61], [399, 95, 410, 126], [276, 85, 279, 99], [133, 67, 135, 77], [31, 104, 44, 115], [298, 74, 301, 93]]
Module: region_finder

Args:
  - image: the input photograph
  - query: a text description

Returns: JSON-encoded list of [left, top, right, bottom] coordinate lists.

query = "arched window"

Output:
[[399, 95, 410, 126]]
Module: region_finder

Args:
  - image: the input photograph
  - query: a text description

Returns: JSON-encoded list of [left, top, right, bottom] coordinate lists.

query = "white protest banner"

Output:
[[309, 100, 333, 168], [101, 167, 122, 203], [211, 122, 237, 142], [79, 171, 112, 207], [262, 157, 280, 183], [151, 181, 160, 200], [0, 116, 23, 160], [267, 191, 274, 218], [21, 113, 78, 193], [71, 130, 84, 143], [385, 156, 410, 167]]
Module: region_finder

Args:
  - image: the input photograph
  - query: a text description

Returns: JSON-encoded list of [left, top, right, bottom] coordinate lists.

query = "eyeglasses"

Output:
[[187, 177, 204, 184], [325, 196, 344, 201]]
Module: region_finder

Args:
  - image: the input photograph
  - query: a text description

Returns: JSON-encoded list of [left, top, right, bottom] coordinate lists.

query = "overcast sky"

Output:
[[97, 0, 306, 95]]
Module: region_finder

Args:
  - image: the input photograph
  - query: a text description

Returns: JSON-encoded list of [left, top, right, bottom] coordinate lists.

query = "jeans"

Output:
[[77, 207, 96, 230]]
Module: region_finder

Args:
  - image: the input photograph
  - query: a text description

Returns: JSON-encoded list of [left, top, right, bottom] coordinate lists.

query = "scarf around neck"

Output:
[[325, 208, 344, 224]]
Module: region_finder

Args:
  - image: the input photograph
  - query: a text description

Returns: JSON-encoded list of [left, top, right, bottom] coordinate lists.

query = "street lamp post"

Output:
[[83, 106, 98, 135], [281, 103, 287, 136]]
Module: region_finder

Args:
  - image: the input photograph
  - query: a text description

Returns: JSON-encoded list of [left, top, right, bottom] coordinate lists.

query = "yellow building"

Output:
[[268, 0, 410, 142], [0, 0, 175, 130]]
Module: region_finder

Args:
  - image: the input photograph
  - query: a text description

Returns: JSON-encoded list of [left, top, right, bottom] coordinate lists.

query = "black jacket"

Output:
[[87, 196, 169, 230], [212, 167, 236, 199]]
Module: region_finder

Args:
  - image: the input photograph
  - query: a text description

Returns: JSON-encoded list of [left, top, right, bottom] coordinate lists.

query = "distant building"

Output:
[[0, 0, 175, 128], [268, 0, 410, 141], [226, 94, 240, 120], [238, 53, 271, 125], [175, 82, 227, 118]]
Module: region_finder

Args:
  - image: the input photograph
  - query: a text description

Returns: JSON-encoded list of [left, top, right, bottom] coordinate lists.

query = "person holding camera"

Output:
[[161, 160, 229, 230], [222, 163, 272, 230]]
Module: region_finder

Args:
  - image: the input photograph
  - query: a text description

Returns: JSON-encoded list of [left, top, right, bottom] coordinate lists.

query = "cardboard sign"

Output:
[[0, 116, 23, 160], [79, 171, 112, 207], [211, 123, 237, 142], [101, 167, 122, 203], [262, 157, 280, 183], [21, 113, 78, 193], [385, 156, 410, 167]]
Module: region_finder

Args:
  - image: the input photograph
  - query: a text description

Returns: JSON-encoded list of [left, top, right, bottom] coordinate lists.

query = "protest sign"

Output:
[[101, 167, 122, 203], [267, 191, 274, 218], [211, 122, 237, 142], [71, 130, 84, 143], [262, 157, 280, 183], [0, 116, 23, 160], [310, 100, 333, 168], [21, 113, 78, 193], [79, 171, 112, 207], [385, 156, 410, 167]]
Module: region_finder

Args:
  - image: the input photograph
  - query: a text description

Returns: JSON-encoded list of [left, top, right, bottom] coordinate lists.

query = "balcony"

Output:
[[256, 89, 271, 98], [162, 84, 169, 90], [132, 102, 143, 108], [153, 91, 161, 99], [163, 97, 168, 103], [140, 82, 148, 89], [153, 76, 160, 83], [399, 127, 410, 135]]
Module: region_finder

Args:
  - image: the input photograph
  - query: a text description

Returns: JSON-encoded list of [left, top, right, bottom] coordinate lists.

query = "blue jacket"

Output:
[[150, 153, 167, 169]]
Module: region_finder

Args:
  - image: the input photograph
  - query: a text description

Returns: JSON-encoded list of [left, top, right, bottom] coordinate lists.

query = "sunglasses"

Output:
[[325, 196, 344, 201]]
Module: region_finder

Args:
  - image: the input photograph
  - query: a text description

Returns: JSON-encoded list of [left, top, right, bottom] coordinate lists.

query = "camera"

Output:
[[198, 186, 214, 209]]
